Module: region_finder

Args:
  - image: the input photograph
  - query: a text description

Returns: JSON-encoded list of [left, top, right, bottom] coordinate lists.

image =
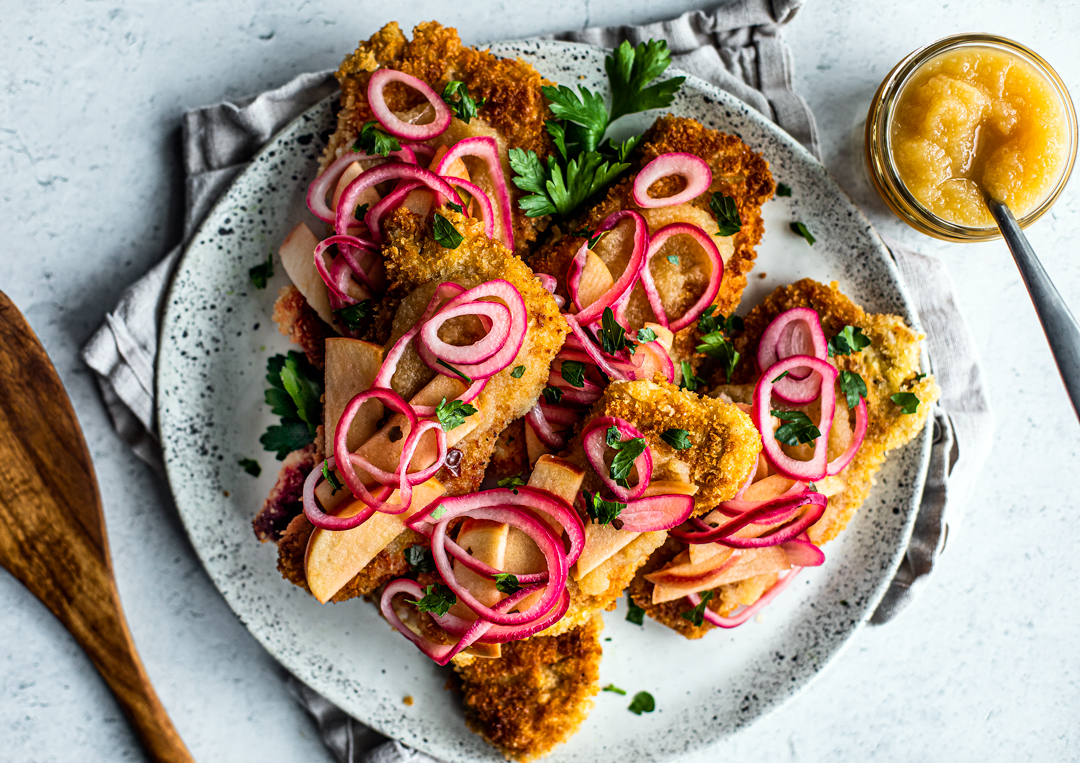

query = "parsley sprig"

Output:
[[680, 590, 714, 627], [605, 427, 648, 488], [353, 120, 400, 157], [510, 40, 685, 220], [260, 351, 322, 459], [771, 410, 821, 446], [828, 325, 871, 357], [407, 583, 456, 616], [435, 397, 477, 431], [695, 306, 742, 383], [582, 489, 626, 525], [334, 299, 372, 333], [442, 81, 486, 123]]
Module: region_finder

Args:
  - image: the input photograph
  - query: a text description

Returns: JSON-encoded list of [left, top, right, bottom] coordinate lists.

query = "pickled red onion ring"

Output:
[[367, 69, 452, 140], [434, 137, 515, 251], [333, 388, 419, 511], [306, 151, 386, 223], [671, 491, 827, 547], [302, 454, 386, 531], [632, 152, 713, 208], [569, 210, 648, 326], [640, 223, 724, 332], [688, 568, 803, 629], [616, 494, 695, 532], [420, 300, 511, 365], [443, 177, 494, 239], [336, 164, 456, 242], [582, 416, 653, 501], [525, 403, 566, 449], [758, 308, 829, 403], [754, 356, 837, 481], [371, 283, 465, 392], [826, 395, 868, 476]]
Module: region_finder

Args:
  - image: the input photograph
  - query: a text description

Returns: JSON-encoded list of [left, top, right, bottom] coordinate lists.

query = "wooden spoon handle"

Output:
[[0, 292, 195, 762]]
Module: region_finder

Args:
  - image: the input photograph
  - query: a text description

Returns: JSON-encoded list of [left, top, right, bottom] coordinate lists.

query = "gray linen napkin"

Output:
[[80, 2, 993, 760]]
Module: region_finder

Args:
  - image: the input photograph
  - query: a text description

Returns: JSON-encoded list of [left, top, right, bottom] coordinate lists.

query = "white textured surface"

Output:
[[1, 2, 1077, 762]]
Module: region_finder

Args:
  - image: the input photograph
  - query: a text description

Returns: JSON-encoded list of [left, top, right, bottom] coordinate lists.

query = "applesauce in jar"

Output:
[[889, 46, 1070, 228]]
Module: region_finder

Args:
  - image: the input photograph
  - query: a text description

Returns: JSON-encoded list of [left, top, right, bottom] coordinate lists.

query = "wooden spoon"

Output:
[[0, 291, 194, 763]]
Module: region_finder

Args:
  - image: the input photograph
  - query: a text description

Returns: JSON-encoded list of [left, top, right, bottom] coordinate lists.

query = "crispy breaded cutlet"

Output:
[[324, 21, 554, 255], [632, 279, 940, 638], [453, 616, 603, 762], [529, 115, 774, 362], [545, 380, 760, 636], [272, 285, 330, 370]]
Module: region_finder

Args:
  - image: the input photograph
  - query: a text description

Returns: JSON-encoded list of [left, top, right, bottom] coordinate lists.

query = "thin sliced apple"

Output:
[[573, 521, 638, 581], [305, 478, 445, 603], [650, 546, 790, 605], [324, 338, 384, 456], [577, 249, 614, 309], [448, 517, 508, 659], [575, 531, 667, 597], [528, 455, 585, 505], [643, 322, 674, 352], [279, 222, 334, 325], [332, 161, 380, 216], [642, 480, 697, 497], [524, 422, 550, 467]]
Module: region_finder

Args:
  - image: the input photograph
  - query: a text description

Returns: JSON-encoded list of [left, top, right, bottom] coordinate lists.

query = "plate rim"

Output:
[[157, 36, 933, 760]]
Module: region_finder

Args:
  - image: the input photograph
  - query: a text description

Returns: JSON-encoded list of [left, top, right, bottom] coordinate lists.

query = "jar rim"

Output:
[[866, 33, 1077, 242]]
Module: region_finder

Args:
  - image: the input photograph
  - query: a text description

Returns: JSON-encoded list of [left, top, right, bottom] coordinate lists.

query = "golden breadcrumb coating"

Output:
[[272, 285, 330, 370], [635, 279, 939, 637], [529, 115, 774, 363], [453, 617, 603, 762], [324, 21, 554, 254], [545, 380, 760, 635]]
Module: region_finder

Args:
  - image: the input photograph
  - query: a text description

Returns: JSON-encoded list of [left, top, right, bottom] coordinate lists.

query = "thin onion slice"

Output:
[[525, 403, 566, 449], [826, 395, 868, 476], [420, 300, 511, 365], [632, 153, 713, 208], [689, 568, 803, 629], [336, 164, 457, 242], [640, 223, 724, 332], [303, 454, 386, 531], [569, 210, 648, 326], [617, 494, 695, 532], [444, 177, 494, 239], [367, 69, 452, 141], [754, 356, 838, 481], [582, 416, 653, 501], [671, 491, 827, 547], [758, 308, 829, 403], [306, 151, 386, 223], [435, 137, 515, 251]]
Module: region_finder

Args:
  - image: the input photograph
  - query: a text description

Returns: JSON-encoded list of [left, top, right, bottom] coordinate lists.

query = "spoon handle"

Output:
[[986, 198, 1080, 419]]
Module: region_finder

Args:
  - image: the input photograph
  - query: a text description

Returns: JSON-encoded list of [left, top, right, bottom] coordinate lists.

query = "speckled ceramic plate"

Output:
[[158, 39, 932, 763]]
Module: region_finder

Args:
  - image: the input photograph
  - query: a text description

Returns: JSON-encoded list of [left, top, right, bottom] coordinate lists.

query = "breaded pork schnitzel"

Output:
[[545, 379, 761, 636], [631, 279, 939, 637], [324, 21, 554, 255], [453, 616, 604, 762], [529, 115, 775, 363]]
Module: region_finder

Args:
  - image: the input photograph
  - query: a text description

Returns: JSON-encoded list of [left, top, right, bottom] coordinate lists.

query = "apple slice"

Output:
[[528, 455, 585, 505], [650, 546, 790, 605], [524, 421, 550, 467], [305, 478, 445, 603], [573, 521, 638, 581], [324, 338, 384, 456], [279, 222, 334, 326], [577, 249, 614, 309]]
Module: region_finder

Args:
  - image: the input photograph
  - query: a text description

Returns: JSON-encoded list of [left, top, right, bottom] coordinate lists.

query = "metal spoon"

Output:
[[984, 197, 1080, 419]]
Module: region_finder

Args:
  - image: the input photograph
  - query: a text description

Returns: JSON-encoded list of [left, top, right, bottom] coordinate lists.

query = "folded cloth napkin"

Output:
[[81, 2, 993, 760]]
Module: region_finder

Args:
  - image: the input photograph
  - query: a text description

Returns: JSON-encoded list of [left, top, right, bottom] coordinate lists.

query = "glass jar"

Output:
[[865, 33, 1077, 242]]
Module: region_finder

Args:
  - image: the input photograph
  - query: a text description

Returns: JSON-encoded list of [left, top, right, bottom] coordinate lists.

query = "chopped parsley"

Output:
[[355, 202, 370, 220], [598, 307, 635, 355], [322, 461, 343, 494], [494, 573, 521, 595], [606, 432, 648, 488], [353, 120, 400, 157], [582, 490, 626, 525], [560, 359, 587, 388], [789, 221, 816, 245], [776, 183, 792, 197], [435, 397, 477, 431], [436, 359, 473, 384], [433, 213, 464, 249], [260, 351, 322, 459], [429, 505, 448, 521], [334, 299, 372, 333], [636, 327, 658, 343], [407, 583, 456, 616], [660, 428, 692, 450], [628, 691, 656, 715], [771, 410, 822, 446], [238, 458, 261, 477], [626, 596, 646, 626], [445, 201, 464, 215], [541, 386, 563, 404], [602, 684, 627, 695], [510, 40, 683, 219], [772, 370, 791, 383], [405, 545, 435, 574], [709, 192, 742, 237], [680, 590, 714, 627], [680, 360, 705, 392], [914, 372, 927, 382], [828, 325, 871, 357], [510, 364, 526, 379], [838, 370, 868, 409], [698, 306, 743, 336], [666, 254, 679, 265], [249, 251, 274, 289], [696, 331, 740, 383], [891, 392, 920, 415], [497, 474, 527, 494], [442, 81, 486, 123]]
